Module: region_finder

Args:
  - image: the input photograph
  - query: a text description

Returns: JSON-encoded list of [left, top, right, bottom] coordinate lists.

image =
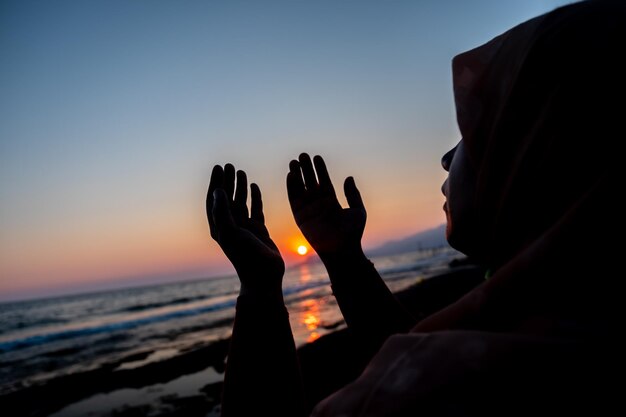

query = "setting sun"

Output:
[[297, 245, 308, 256]]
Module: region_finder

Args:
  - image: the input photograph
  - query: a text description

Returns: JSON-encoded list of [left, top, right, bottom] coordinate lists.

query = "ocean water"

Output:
[[0, 247, 459, 412]]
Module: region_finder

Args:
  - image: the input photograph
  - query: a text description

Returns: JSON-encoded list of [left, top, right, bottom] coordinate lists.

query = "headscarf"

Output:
[[313, 1, 624, 415], [417, 0, 625, 332], [455, 0, 623, 268]]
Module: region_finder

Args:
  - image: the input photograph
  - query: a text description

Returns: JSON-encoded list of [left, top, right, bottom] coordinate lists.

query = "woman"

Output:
[[207, 0, 624, 415]]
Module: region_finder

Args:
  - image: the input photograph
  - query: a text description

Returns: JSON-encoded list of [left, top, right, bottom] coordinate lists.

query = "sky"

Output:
[[0, 0, 574, 301]]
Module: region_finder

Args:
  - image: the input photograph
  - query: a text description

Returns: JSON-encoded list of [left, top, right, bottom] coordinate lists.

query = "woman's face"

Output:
[[441, 140, 479, 256]]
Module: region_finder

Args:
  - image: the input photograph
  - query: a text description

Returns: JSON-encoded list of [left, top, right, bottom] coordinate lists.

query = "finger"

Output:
[[207, 165, 225, 203], [289, 159, 302, 179], [212, 188, 237, 238], [344, 176, 366, 212], [298, 153, 318, 192], [223, 163, 236, 201], [234, 170, 249, 220], [313, 155, 335, 195], [207, 165, 224, 239], [234, 170, 248, 206], [287, 160, 306, 211], [250, 183, 265, 224]]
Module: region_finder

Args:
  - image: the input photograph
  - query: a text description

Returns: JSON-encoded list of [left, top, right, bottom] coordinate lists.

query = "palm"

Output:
[[223, 219, 284, 279], [295, 196, 365, 255], [287, 154, 366, 258]]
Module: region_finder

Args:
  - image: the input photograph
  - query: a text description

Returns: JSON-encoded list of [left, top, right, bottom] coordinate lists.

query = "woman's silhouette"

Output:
[[207, 1, 624, 415]]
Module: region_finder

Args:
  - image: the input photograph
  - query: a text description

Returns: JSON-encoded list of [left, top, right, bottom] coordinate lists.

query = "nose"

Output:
[[441, 145, 457, 172]]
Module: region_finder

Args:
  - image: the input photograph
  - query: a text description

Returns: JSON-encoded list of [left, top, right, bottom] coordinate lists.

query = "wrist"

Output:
[[320, 246, 370, 273], [239, 283, 284, 301], [236, 287, 288, 316]]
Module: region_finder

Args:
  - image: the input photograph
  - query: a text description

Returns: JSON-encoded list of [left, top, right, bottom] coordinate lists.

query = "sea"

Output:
[[0, 247, 459, 416]]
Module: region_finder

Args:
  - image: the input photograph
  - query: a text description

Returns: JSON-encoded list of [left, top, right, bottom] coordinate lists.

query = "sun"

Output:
[[297, 245, 308, 256]]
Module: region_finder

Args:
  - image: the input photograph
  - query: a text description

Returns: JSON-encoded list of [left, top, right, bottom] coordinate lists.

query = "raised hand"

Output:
[[287, 154, 415, 348], [207, 164, 284, 295], [287, 153, 366, 260]]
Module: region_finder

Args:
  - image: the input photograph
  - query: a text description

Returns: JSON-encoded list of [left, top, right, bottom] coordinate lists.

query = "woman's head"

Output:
[[442, 0, 624, 269]]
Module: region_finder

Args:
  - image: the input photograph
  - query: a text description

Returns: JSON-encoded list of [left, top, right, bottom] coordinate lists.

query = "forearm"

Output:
[[321, 249, 416, 347], [221, 291, 306, 417]]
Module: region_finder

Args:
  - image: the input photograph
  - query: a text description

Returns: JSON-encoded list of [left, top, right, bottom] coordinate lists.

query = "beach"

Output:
[[0, 247, 481, 417]]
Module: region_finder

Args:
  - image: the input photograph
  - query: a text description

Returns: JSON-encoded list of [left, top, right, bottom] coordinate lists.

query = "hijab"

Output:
[[416, 0, 625, 333], [313, 1, 625, 415]]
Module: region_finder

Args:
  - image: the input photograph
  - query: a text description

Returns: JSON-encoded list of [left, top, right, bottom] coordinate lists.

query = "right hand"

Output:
[[207, 164, 285, 296], [287, 153, 367, 260]]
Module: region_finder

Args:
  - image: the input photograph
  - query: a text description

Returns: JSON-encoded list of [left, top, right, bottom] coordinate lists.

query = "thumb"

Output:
[[344, 176, 365, 212], [212, 188, 237, 237]]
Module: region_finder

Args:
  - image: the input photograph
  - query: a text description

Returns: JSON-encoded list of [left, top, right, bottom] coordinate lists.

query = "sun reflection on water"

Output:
[[299, 264, 312, 282], [298, 264, 323, 343], [300, 299, 322, 343]]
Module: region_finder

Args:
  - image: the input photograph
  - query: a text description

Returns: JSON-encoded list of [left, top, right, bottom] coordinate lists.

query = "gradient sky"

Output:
[[0, 0, 573, 301]]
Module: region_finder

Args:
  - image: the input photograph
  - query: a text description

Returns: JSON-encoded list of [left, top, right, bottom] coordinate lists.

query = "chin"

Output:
[[446, 233, 465, 254], [445, 223, 473, 257]]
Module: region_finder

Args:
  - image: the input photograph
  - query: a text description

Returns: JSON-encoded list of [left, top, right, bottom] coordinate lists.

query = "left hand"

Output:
[[207, 164, 285, 295]]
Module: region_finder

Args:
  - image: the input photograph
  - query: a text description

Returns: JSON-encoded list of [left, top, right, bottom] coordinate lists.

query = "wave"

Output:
[[120, 295, 210, 313], [0, 298, 238, 353], [0, 280, 332, 354], [0, 261, 434, 354], [282, 279, 329, 297], [0, 317, 67, 334]]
